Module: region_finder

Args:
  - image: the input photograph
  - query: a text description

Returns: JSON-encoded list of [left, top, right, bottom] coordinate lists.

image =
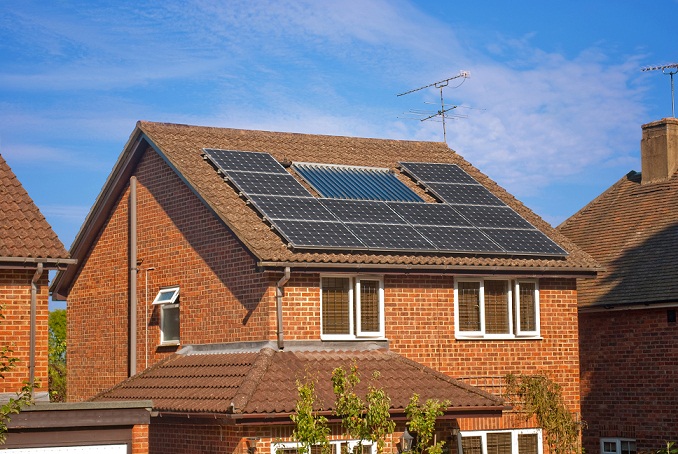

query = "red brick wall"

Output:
[[580, 308, 678, 453], [68, 149, 273, 400], [0, 270, 49, 393]]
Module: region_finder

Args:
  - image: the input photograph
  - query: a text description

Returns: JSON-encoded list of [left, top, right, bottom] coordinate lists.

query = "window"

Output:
[[459, 429, 542, 454], [455, 279, 539, 339], [601, 439, 637, 454], [273, 440, 376, 454], [321, 276, 384, 340], [152, 286, 180, 345]]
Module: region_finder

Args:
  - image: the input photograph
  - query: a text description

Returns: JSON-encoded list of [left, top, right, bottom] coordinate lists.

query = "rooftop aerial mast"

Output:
[[398, 70, 470, 143], [642, 63, 678, 118]]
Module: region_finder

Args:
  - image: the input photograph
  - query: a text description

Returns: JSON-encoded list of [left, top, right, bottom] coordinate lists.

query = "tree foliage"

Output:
[[505, 373, 581, 454], [48, 309, 67, 402], [331, 365, 395, 454], [291, 379, 331, 454], [405, 394, 449, 454]]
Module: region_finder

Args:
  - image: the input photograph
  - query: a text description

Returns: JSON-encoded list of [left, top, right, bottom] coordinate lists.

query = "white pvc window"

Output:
[[273, 440, 376, 454], [459, 429, 542, 454], [320, 275, 385, 340], [152, 286, 180, 345], [601, 438, 637, 454], [454, 279, 540, 340]]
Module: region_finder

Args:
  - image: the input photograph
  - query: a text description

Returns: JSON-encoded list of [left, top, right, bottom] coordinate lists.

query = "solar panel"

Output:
[[320, 199, 406, 224], [204, 149, 288, 174], [453, 205, 534, 229], [481, 229, 567, 255], [248, 195, 336, 222], [345, 223, 433, 250], [425, 183, 504, 206], [418, 226, 504, 253], [399, 162, 478, 184], [273, 220, 365, 249], [387, 202, 471, 227], [226, 171, 312, 197], [293, 163, 423, 202]]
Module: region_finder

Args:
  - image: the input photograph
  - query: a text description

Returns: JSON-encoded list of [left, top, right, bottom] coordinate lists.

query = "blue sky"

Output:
[[1, 0, 676, 254]]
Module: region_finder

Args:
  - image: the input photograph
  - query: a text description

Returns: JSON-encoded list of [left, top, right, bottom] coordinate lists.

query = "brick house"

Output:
[[558, 117, 678, 453], [52, 121, 598, 454], [0, 154, 74, 400]]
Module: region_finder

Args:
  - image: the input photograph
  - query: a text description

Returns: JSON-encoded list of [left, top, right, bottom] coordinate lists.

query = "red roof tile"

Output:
[[94, 346, 504, 417], [0, 154, 69, 260]]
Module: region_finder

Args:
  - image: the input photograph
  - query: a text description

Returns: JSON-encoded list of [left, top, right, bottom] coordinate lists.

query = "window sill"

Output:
[[455, 335, 543, 341], [320, 335, 387, 342], [159, 340, 180, 347]]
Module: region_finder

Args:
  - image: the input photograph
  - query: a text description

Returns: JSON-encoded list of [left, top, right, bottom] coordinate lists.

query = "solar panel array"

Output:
[[399, 162, 567, 255], [203, 149, 567, 256], [293, 163, 423, 202]]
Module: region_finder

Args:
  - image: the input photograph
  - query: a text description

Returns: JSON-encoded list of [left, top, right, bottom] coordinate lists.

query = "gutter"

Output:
[[30, 263, 43, 398], [151, 405, 509, 425], [276, 267, 291, 350], [257, 261, 600, 279], [0, 257, 76, 269]]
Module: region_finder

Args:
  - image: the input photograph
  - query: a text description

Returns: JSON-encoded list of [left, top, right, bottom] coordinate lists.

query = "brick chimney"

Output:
[[641, 117, 678, 184]]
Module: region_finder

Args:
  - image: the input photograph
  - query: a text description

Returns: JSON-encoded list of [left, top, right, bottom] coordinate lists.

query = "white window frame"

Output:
[[601, 438, 637, 454], [272, 440, 376, 454], [458, 428, 543, 454], [454, 278, 540, 340], [320, 275, 385, 341], [152, 286, 180, 346]]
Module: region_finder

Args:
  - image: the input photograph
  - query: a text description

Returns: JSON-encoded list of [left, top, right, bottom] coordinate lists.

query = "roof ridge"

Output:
[[229, 347, 277, 413]]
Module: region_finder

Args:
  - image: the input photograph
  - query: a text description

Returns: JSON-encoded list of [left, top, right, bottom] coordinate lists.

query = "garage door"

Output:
[[6, 445, 127, 453]]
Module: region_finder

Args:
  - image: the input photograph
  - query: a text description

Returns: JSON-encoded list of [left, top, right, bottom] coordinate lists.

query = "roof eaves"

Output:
[[257, 261, 601, 278]]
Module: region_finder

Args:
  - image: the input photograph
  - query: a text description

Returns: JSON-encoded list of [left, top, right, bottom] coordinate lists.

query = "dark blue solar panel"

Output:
[[204, 149, 288, 174], [226, 171, 312, 197], [320, 199, 406, 224], [426, 183, 504, 206], [387, 202, 471, 227], [273, 220, 365, 249], [345, 223, 433, 250], [248, 195, 336, 221], [293, 163, 423, 202], [453, 205, 534, 229], [399, 162, 478, 184], [481, 229, 567, 255], [418, 226, 504, 253]]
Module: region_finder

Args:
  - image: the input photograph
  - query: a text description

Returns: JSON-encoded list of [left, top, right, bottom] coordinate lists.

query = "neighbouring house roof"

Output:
[[52, 121, 599, 298], [559, 168, 678, 309], [0, 154, 71, 266], [92, 345, 505, 421]]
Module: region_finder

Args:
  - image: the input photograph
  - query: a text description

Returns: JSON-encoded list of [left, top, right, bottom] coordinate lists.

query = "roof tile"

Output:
[[0, 154, 69, 259], [94, 347, 503, 416]]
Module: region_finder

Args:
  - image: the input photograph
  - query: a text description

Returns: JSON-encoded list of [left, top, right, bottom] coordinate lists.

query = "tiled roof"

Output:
[[133, 121, 598, 272], [93, 347, 504, 417], [558, 170, 678, 308], [0, 154, 69, 260]]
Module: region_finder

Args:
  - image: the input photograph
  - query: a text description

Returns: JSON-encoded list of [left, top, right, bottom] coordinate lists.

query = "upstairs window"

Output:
[[152, 286, 180, 346], [455, 279, 539, 339], [321, 276, 384, 340]]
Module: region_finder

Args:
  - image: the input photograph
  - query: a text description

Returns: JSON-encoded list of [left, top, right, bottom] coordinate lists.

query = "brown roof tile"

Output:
[[94, 347, 503, 417], [0, 154, 69, 259], [558, 170, 678, 307], [135, 121, 598, 272]]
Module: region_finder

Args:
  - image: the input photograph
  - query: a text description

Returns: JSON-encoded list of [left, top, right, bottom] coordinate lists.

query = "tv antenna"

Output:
[[398, 71, 470, 142], [642, 63, 678, 117]]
